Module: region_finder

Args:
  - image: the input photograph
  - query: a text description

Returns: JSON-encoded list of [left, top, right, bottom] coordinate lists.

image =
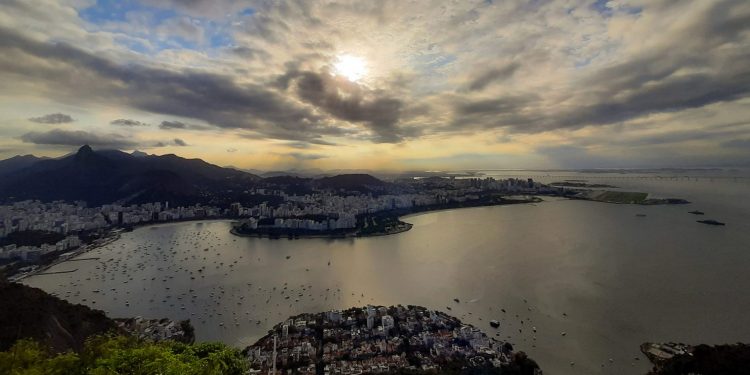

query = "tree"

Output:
[[0, 334, 248, 375]]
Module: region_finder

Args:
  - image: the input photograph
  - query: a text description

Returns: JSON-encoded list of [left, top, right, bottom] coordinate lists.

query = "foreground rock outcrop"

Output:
[[0, 280, 119, 352], [0, 281, 194, 353], [642, 342, 750, 375]]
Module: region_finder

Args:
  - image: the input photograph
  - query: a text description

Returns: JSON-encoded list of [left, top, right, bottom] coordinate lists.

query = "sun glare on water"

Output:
[[333, 54, 367, 82]]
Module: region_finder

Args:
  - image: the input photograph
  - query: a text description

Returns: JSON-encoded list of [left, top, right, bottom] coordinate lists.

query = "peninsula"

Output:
[[231, 195, 541, 239], [245, 305, 542, 374]]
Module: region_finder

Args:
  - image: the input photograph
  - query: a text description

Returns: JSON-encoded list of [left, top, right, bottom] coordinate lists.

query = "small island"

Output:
[[567, 190, 690, 205], [697, 219, 726, 226], [550, 181, 619, 188]]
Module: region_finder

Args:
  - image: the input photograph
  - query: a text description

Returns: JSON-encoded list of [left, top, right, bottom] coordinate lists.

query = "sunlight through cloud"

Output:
[[333, 54, 367, 82]]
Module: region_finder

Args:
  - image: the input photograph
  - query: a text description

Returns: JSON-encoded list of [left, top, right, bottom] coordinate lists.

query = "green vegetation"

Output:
[[593, 191, 648, 204], [0, 335, 248, 375], [567, 189, 688, 205], [357, 214, 408, 236]]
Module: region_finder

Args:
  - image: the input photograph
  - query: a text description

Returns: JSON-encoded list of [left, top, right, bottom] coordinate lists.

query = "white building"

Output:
[[382, 315, 395, 334]]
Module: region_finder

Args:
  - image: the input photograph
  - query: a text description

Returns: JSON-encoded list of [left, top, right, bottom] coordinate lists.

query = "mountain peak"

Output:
[[0, 148, 261, 205], [77, 145, 93, 155], [73, 144, 98, 163]]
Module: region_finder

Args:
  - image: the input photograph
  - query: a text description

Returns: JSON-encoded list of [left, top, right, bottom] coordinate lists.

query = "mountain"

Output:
[[0, 145, 261, 206], [258, 173, 389, 194], [261, 170, 303, 178], [0, 154, 46, 177], [313, 173, 387, 192], [0, 280, 119, 352], [261, 175, 314, 195], [263, 175, 311, 185]]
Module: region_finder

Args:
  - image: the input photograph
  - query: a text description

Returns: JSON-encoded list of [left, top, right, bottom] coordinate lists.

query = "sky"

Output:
[[1, 0, 749, 171]]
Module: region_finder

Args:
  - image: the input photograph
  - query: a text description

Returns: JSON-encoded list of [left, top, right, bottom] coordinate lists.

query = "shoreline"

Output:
[[11, 217, 233, 282], [11, 231, 122, 282], [13, 193, 681, 279], [228, 222, 414, 239]]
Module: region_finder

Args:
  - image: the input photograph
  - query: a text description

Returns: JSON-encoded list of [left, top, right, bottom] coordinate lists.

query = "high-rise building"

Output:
[[382, 315, 395, 335]]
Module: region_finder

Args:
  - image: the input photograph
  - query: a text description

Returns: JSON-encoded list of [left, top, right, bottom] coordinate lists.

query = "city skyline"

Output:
[[1, 0, 750, 171]]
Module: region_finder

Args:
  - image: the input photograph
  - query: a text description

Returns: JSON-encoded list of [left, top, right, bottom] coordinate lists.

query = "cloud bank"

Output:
[[28, 113, 74, 124], [20, 129, 139, 149], [0, 0, 749, 168]]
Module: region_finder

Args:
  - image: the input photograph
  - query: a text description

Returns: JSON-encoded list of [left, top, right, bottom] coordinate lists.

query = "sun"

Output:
[[333, 54, 367, 82]]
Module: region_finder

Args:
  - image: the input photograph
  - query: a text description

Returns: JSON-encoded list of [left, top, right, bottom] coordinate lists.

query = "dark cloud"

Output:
[[159, 120, 213, 130], [0, 27, 342, 144], [626, 128, 750, 146], [308, 139, 337, 146], [454, 54, 750, 133], [557, 2, 750, 130], [160, 120, 188, 129], [559, 67, 750, 130], [455, 95, 536, 117], [285, 141, 312, 149], [466, 62, 520, 92], [722, 139, 750, 149], [28, 113, 74, 124], [277, 69, 405, 142], [451, 94, 543, 131], [285, 139, 337, 149], [238, 126, 350, 144], [152, 138, 189, 147], [20, 129, 139, 149], [229, 46, 271, 61], [288, 152, 327, 160], [110, 118, 149, 127]]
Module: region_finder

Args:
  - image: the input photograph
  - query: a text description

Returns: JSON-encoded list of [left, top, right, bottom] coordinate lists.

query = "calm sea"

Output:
[[24, 170, 750, 375]]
